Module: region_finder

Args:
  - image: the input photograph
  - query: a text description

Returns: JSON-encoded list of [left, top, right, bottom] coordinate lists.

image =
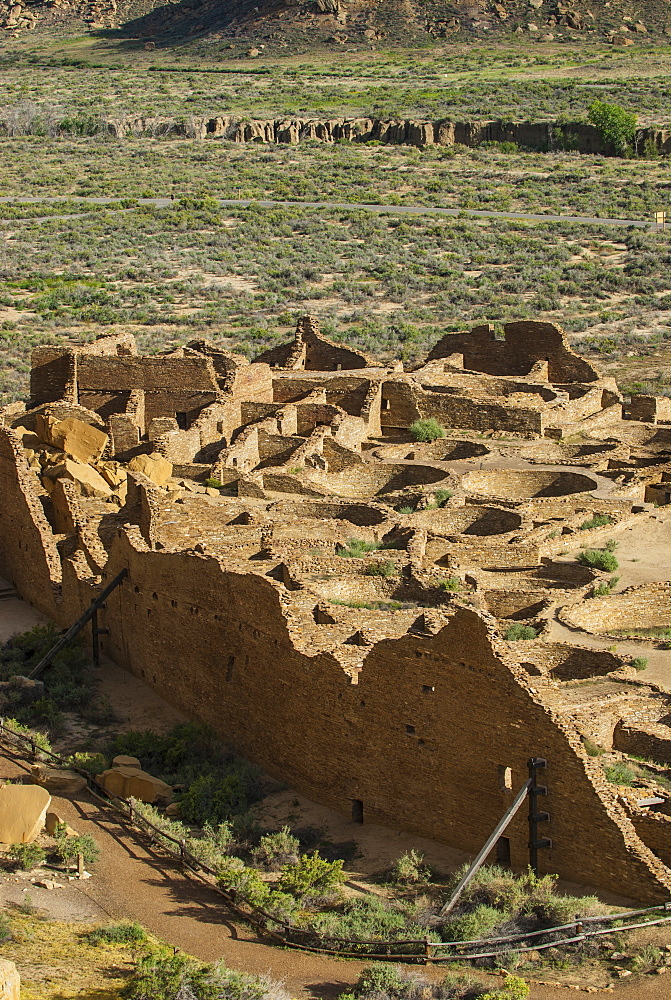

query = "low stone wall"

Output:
[[614, 720, 671, 765], [560, 583, 671, 635]]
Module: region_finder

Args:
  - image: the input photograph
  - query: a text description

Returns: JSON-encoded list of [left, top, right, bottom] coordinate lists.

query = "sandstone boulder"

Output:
[[128, 452, 172, 487], [31, 765, 87, 795], [98, 462, 127, 489], [44, 458, 112, 499], [45, 811, 78, 837], [36, 414, 108, 463], [0, 959, 20, 1000], [98, 765, 173, 804], [112, 754, 141, 768], [0, 782, 50, 843]]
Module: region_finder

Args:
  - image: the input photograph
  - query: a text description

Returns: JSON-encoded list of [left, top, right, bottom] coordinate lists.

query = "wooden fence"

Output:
[[2, 719, 671, 964]]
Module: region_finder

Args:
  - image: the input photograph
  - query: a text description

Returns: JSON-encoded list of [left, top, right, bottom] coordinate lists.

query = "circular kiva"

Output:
[[461, 469, 598, 501]]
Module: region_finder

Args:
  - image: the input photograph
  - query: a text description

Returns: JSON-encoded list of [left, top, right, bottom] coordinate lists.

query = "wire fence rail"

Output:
[[2, 719, 671, 964]]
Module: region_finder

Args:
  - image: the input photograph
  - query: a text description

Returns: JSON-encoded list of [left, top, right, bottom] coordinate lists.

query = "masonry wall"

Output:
[[87, 531, 671, 903], [0, 428, 61, 617], [427, 322, 600, 384]]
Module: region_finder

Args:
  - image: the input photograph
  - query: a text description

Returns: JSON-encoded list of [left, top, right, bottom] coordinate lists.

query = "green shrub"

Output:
[[583, 739, 605, 757], [314, 896, 418, 943], [338, 538, 382, 558], [204, 477, 223, 489], [216, 857, 271, 908], [88, 921, 148, 946], [579, 513, 612, 530], [55, 831, 100, 869], [577, 549, 619, 572], [9, 842, 46, 871], [365, 559, 396, 577], [504, 624, 537, 641], [2, 717, 53, 757], [252, 826, 299, 871], [431, 488, 453, 507], [123, 951, 289, 1000], [409, 418, 445, 442], [631, 657, 648, 671], [604, 538, 619, 552], [0, 912, 11, 942], [390, 849, 430, 885], [65, 751, 107, 776], [439, 577, 462, 592], [396, 506, 414, 514], [604, 762, 636, 786], [443, 903, 502, 942], [480, 976, 530, 1000], [592, 576, 619, 597], [278, 850, 344, 899]]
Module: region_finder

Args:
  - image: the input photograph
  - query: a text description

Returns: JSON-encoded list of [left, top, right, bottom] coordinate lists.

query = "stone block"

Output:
[[37, 414, 108, 463], [31, 765, 87, 795], [128, 452, 173, 487], [0, 782, 51, 843], [112, 754, 141, 768], [0, 959, 20, 1000], [44, 458, 112, 499], [98, 765, 173, 804]]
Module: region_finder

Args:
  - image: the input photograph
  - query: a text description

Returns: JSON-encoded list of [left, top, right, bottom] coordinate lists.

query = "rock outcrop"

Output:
[[0, 782, 51, 843]]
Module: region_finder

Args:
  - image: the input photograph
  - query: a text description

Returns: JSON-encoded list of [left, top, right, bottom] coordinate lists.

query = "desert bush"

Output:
[[216, 857, 271, 908], [409, 418, 445, 442], [604, 761, 636, 785], [631, 657, 648, 671], [579, 513, 612, 530], [55, 830, 100, 869], [343, 963, 500, 1000], [88, 921, 148, 946], [123, 950, 290, 1000], [439, 577, 462, 592], [252, 826, 300, 871], [9, 842, 46, 871], [504, 624, 537, 641], [278, 850, 344, 899], [577, 549, 619, 572], [65, 751, 108, 775], [391, 850, 431, 885], [366, 559, 396, 577]]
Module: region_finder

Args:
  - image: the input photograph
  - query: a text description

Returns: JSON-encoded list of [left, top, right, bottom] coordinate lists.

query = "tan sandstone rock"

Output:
[[128, 452, 173, 487], [44, 458, 112, 499], [98, 765, 173, 804], [0, 959, 20, 1000], [45, 811, 79, 837], [112, 754, 141, 768], [36, 414, 108, 463], [0, 782, 50, 843], [31, 765, 87, 795]]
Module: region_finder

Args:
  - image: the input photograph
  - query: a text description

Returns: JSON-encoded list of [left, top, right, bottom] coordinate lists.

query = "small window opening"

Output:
[[134, 585, 140, 594], [232, 457, 238, 467], [406, 724, 416, 736], [226, 656, 235, 682], [498, 765, 513, 792], [496, 836, 511, 867], [217, 421, 224, 434], [352, 799, 364, 824], [176, 411, 188, 430], [382, 397, 390, 411], [422, 684, 435, 694], [152, 592, 158, 600]]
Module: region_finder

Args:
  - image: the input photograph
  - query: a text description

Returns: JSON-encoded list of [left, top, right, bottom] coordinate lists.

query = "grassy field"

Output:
[[0, 35, 670, 407], [1, 197, 670, 404], [2, 35, 671, 123]]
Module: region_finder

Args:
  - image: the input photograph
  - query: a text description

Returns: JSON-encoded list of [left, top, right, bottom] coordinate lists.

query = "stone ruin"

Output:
[[3, 315, 671, 901]]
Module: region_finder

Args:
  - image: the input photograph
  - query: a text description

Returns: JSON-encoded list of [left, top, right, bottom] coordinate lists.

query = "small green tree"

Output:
[[587, 99, 637, 156]]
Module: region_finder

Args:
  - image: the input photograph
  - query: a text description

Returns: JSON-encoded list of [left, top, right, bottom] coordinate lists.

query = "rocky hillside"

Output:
[[1, 0, 669, 46]]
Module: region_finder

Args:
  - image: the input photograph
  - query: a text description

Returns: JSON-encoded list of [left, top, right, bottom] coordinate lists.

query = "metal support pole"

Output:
[[528, 757, 551, 874]]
